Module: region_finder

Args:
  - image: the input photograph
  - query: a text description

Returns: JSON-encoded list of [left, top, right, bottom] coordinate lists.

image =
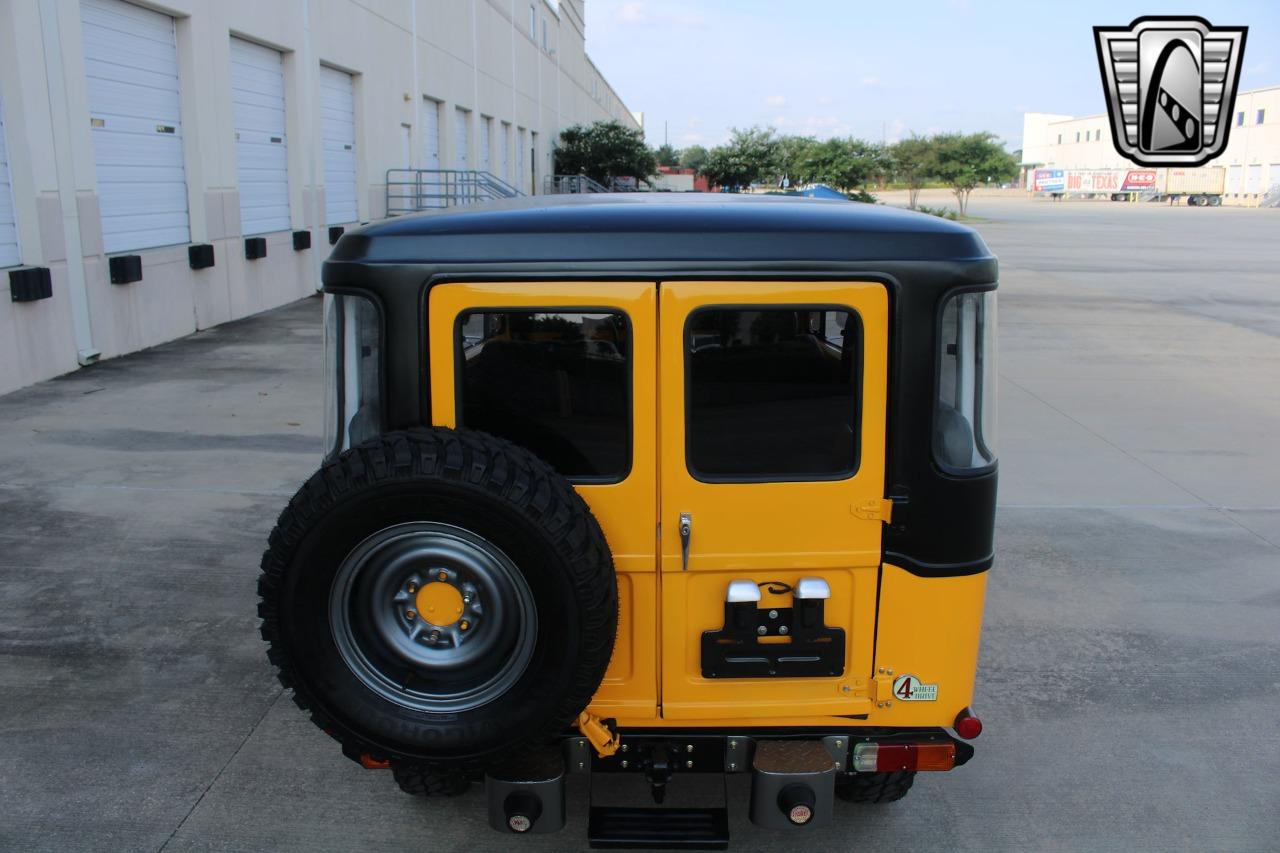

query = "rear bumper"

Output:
[[568, 725, 975, 776], [485, 727, 976, 844]]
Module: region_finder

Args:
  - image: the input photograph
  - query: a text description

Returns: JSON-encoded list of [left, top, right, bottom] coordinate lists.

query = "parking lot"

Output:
[[1, 194, 1277, 852]]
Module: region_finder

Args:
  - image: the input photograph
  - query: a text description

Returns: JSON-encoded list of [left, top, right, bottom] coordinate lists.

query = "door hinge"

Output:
[[851, 498, 894, 523]]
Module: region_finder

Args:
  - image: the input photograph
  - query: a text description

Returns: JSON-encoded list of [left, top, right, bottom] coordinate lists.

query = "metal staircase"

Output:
[[385, 169, 524, 216], [544, 174, 611, 195]]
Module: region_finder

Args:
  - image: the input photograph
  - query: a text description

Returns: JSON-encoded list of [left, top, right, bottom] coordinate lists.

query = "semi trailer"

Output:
[[1031, 167, 1225, 205]]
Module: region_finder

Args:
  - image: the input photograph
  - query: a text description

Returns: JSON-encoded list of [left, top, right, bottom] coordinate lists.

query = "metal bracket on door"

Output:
[[679, 513, 692, 571]]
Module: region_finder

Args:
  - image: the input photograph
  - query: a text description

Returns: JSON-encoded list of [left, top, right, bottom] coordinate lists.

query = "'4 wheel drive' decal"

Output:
[[892, 674, 938, 702]]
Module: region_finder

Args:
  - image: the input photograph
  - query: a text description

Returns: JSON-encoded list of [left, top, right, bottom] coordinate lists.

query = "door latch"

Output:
[[679, 513, 692, 571]]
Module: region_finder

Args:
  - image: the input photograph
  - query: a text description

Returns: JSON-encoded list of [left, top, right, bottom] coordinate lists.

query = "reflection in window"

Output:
[[458, 311, 630, 480], [686, 308, 859, 479], [934, 291, 997, 470]]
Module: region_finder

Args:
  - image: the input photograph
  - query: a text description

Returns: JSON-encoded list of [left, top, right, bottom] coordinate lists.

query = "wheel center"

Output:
[[416, 581, 464, 626]]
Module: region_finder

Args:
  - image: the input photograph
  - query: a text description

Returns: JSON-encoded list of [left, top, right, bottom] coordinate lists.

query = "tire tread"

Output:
[[257, 428, 618, 779]]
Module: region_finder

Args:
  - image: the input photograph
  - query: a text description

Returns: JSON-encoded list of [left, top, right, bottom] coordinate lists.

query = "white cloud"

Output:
[[614, 2, 646, 23], [612, 2, 705, 27], [860, 75, 880, 87], [764, 94, 787, 107], [776, 115, 854, 138]]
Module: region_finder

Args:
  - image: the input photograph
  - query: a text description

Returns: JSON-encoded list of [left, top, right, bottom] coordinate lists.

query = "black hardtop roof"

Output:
[[327, 193, 993, 268]]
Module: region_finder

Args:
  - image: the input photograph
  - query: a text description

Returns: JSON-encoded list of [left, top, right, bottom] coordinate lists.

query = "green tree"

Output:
[[772, 135, 818, 186], [700, 126, 779, 189], [654, 143, 680, 167], [797, 137, 879, 192], [679, 144, 710, 174], [553, 120, 658, 187], [889, 135, 936, 210], [929, 132, 1018, 215]]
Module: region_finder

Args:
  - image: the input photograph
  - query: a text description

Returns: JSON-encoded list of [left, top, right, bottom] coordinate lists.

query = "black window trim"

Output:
[[452, 305, 635, 485], [683, 302, 865, 484], [932, 284, 998, 478]]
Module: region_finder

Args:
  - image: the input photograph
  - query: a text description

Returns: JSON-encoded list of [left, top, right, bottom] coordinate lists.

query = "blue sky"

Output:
[[584, 0, 1279, 151]]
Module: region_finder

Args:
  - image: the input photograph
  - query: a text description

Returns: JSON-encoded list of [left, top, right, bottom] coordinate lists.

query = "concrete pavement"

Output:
[[0, 194, 1277, 851]]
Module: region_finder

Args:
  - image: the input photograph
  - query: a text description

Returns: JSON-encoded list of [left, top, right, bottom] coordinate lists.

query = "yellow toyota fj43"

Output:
[[259, 193, 996, 848]]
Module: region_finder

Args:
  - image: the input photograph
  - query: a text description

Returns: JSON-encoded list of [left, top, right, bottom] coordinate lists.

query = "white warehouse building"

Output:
[[0, 0, 638, 395], [1021, 85, 1280, 202]]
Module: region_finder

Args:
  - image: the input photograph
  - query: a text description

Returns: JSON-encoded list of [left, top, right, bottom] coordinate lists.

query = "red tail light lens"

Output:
[[852, 742, 956, 772], [954, 710, 983, 740]]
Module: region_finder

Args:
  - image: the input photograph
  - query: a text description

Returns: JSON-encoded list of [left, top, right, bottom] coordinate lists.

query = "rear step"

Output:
[[588, 805, 730, 850]]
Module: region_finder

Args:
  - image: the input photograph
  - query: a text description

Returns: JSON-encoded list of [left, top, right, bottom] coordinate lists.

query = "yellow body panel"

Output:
[[869, 564, 988, 727], [427, 280, 985, 731]]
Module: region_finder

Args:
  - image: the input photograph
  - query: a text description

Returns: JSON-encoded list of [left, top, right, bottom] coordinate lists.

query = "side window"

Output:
[[457, 310, 631, 481], [934, 290, 997, 471], [685, 307, 860, 480]]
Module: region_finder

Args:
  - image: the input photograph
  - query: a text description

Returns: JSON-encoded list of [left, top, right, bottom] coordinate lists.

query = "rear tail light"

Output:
[[954, 710, 983, 740], [852, 742, 956, 773]]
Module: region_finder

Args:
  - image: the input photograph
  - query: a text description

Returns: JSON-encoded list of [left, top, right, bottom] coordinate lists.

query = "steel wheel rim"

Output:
[[330, 521, 537, 713]]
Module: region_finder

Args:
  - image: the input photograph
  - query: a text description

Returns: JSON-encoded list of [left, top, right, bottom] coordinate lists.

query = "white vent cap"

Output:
[[726, 580, 761, 603], [795, 577, 831, 600]]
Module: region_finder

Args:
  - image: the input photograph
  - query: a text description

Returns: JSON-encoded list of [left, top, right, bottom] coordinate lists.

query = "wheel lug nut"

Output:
[[406, 582, 418, 594], [459, 620, 470, 631], [437, 571, 447, 581], [406, 610, 416, 620]]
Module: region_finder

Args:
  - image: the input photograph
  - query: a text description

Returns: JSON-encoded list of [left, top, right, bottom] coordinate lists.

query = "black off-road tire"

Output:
[[834, 770, 916, 804], [391, 762, 473, 798], [257, 428, 618, 778]]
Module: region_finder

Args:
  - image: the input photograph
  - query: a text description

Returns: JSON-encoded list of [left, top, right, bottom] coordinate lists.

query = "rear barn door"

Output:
[[658, 281, 889, 720], [426, 282, 659, 719], [320, 66, 357, 224], [230, 38, 290, 235]]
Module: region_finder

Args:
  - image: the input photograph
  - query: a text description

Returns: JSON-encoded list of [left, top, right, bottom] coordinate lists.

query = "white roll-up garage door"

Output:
[[455, 107, 470, 169], [1245, 164, 1262, 194], [0, 95, 19, 268], [81, 0, 190, 253], [479, 116, 491, 174], [499, 121, 511, 183], [231, 37, 290, 235], [320, 66, 357, 224], [422, 98, 441, 170]]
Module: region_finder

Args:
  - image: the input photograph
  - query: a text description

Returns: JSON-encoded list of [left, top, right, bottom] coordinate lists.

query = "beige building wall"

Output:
[[0, 0, 638, 395], [1021, 87, 1280, 202]]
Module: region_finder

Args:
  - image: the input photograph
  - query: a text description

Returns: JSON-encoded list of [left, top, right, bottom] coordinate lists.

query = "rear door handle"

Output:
[[679, 513, 692, 571]]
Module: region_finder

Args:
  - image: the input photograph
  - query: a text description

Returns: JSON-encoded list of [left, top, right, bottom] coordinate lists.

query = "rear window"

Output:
[[456, 310, 631, 481], [685, 307, 860, 480]]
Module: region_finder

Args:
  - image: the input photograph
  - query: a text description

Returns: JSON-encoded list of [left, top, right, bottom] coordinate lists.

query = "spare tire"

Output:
[[258, 428, 618, 774]]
